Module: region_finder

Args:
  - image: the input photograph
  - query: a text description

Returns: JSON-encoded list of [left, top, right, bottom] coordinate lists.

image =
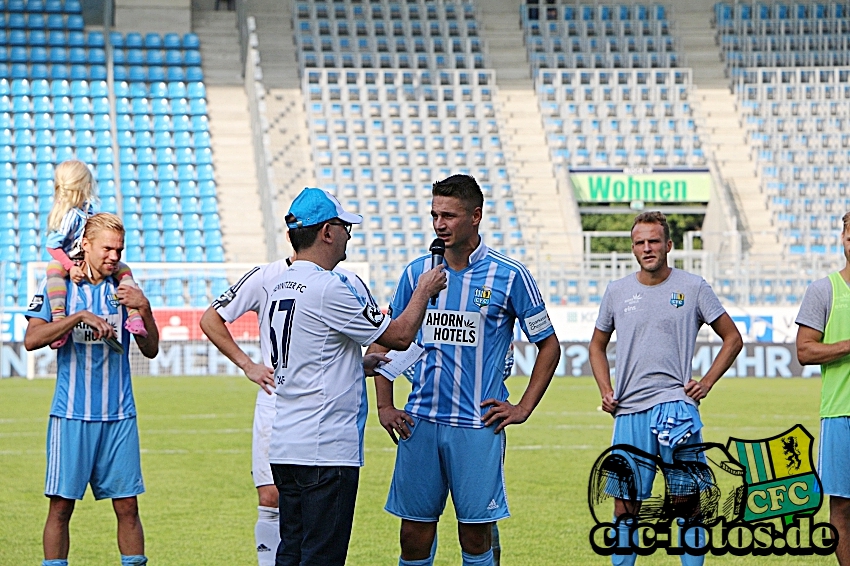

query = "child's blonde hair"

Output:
[[47, 160, 95, 231]]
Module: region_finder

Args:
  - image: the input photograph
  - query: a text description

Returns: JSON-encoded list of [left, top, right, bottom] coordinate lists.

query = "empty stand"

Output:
[[736, 66, 850, 255], [537, 68, 705, 170]]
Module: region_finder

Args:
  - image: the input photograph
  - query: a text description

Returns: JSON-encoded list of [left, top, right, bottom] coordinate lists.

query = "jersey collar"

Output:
[[468, 236, 489, 265]]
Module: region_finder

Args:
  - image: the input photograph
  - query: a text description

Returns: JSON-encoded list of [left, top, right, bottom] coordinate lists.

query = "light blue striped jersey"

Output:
[[45, 203, 95, 257], [26, 276, 134, 421], [389, 239, 555, 428]]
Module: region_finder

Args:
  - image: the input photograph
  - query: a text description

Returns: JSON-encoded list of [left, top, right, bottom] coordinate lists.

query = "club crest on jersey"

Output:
[[28, 294, 44, 310], [363, 304, 385, 327], [670, 292, 685, 308], [473, 287, 491, 308], [217, 287, 236, 307], [108, 293, 120, 308]]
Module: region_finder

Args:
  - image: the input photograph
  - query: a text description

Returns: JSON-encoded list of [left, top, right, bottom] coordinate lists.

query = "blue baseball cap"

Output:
[[286, 188, 363, 229]]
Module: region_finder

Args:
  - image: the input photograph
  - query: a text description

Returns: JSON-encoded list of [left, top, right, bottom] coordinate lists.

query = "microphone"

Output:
[[429, 238, 445, 306]]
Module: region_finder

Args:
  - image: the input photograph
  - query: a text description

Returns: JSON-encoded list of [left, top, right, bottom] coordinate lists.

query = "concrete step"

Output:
[[206, 86, 266, 263]]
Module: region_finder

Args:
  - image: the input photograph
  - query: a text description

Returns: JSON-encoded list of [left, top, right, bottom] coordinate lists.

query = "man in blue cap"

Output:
[[245, 188, 447, 566]]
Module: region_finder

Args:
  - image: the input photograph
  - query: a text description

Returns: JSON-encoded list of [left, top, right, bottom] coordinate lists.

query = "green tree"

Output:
[[580, 211, 704, 253]]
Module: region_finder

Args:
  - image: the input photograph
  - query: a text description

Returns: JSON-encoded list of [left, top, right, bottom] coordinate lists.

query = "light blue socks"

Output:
[[462, 548, 494, 566], [120, 555, 148, 565], [42, 560, 68, 566]]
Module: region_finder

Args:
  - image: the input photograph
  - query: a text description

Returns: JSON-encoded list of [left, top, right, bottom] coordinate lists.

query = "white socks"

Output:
[[255, 506, 280, 566]]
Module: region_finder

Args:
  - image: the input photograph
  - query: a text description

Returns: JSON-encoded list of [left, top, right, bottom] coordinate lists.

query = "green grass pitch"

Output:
[[0, 375, 836, 565]]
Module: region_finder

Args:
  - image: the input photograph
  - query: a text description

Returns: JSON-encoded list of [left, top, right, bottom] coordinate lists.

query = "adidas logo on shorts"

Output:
[[257, 544, 272, 552], [487, 499, 498, 511]]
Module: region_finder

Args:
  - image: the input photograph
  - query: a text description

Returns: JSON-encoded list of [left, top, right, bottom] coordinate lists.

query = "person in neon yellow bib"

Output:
[[796, 210, 850, 566]]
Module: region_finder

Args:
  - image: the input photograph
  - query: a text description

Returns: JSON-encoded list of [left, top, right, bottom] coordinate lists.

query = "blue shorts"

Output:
[[45, 416, 145, 501], [385, 418, 509, 523], [819, 417, 850, 498], [610, 405, 704, 501]]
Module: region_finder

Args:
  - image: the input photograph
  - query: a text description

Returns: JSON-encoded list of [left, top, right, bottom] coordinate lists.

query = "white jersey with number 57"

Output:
[[263, 260, 390, 467], [213, 259, 373, 410]]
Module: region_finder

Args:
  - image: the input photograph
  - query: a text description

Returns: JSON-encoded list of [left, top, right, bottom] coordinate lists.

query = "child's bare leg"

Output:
[[46, 260, 71, 349], [115, 262, 147, 337]]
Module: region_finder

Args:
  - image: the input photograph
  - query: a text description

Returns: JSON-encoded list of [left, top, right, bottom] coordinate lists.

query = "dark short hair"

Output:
[[286, 213, 325, 252], [632, 211, 671, 242], [843, 211, 850, 233], [432, 174, 483, 212]]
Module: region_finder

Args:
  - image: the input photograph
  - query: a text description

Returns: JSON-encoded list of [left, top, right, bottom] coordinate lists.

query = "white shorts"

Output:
[[252, 399, 275, 488]]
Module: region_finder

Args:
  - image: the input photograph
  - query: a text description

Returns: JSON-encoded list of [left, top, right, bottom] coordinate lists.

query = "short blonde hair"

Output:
[[632, 211, 671, 242], [48, 160, 95, 231], [83, 213, 125, 241]]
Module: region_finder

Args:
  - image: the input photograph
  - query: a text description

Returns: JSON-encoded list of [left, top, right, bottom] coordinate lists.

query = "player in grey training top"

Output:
[[589, 211, 742, 566]]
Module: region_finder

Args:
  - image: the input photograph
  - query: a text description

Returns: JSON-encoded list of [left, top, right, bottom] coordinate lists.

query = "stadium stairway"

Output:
[[673, 0, 779, 255], [237, 0, 311, 256], [245, 0, 298, 89], [264, 88, 316, 254], [692, 89, 780, 254], [476, 0, 583, 263], [193, 0, 266, 262]]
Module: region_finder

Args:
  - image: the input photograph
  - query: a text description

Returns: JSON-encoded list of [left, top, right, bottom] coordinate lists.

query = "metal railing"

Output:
[[243, 16, 281, 262]]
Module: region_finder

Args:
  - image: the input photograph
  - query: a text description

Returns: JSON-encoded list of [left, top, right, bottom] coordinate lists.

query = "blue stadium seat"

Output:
[[169, 130, 189, 148], [148, 81, 167, 99], [182, 33, 200, 49], [152, 115, 172, 132], [90, 79, 108, 97], [186, 245, 204, 262], [202, 214, 219, 232], [10, 47, 27, 64], [151, 97, 169, 115], [164, 50, 182, 67], [49, 78, 68, 96], [166, 81, 186, 99], [88, 49, 106, 65], [164, 245, 183, 262], [166, 67, 184, 82], [31, 78, 49, 96], [69, 65, 88, 80], [163, 33, 181, 50], [189, 98, 206, 115], [143, 61, 163, 79], [186, 81, 206, 100], [143, 246, 163, 262], [33, 97, 51, 113], [71, 80, 91, 98], [185, 67, 203, 81], [67, 31, 84, 47], [87, 31, 105, 48], [113, 65, 127, 81], [48, 30, 65, 47], [67, 15, 84, 31], [30, 30, 47, 46], [173, 147, 192, 165], [128, 66, 145, 82], [17, 179, 35, 197], [153, 131, 172, 148], [156, 147, 174, 165], [95, 147, 115, 165], [137, 164, 155, 182], [30, 64, 48, 79], [146, 50, 163, 66], [52, 96, 70, 112], [31, 47, 48, 64], [26, 14, 45, 29]]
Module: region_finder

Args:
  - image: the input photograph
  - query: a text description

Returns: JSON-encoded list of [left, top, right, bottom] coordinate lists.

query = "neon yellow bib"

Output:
[[821, 271, 850, 417]]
